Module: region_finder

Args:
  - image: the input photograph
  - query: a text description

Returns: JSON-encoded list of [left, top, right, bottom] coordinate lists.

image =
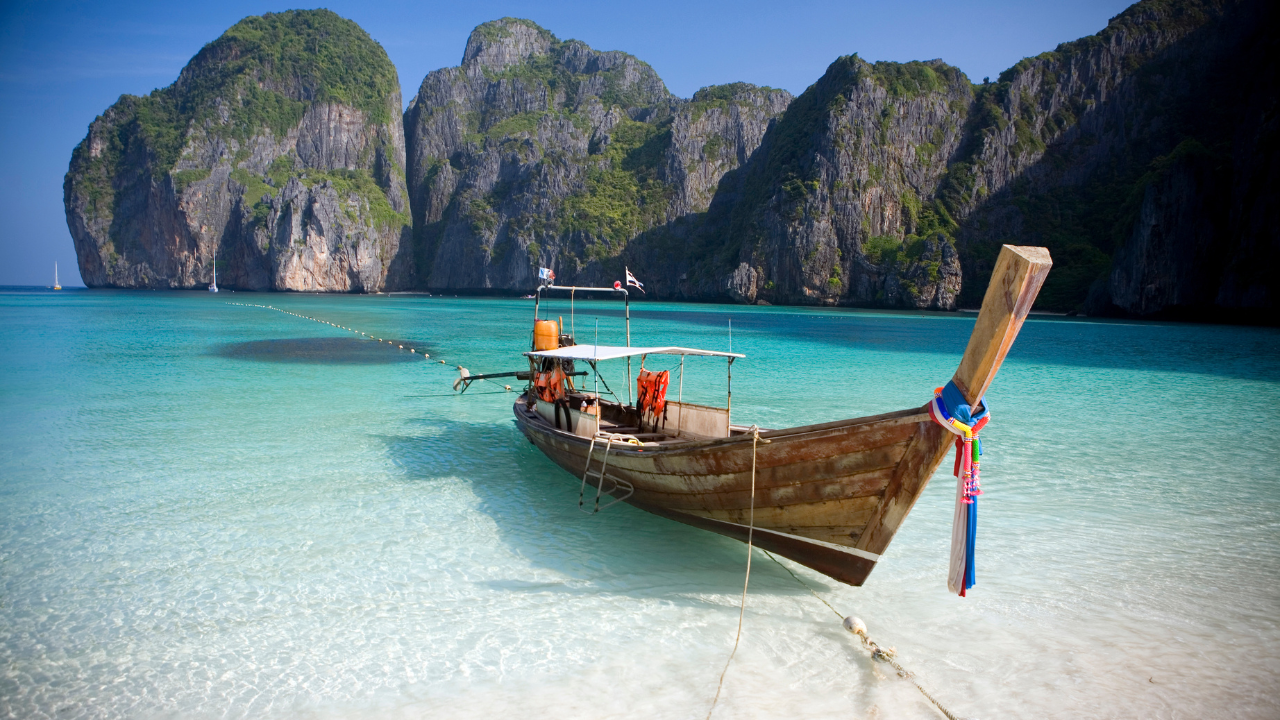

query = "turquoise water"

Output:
[[2, 288, 1278, 719]]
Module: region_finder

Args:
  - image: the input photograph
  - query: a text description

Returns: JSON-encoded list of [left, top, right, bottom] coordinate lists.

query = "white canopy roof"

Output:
[[525, 344, 744, 362]]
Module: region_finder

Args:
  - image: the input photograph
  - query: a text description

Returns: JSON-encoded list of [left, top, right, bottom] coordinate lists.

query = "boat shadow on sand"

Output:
[[377, 414, 835, 602]]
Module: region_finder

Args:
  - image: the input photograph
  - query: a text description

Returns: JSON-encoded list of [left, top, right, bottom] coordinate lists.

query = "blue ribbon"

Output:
[[940, 380, 989, 426]]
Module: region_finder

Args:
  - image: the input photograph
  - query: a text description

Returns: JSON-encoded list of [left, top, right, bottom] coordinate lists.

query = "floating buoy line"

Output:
[[226, 302, 515, 392]]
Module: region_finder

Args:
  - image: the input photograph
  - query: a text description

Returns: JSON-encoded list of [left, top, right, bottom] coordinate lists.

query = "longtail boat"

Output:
[[485, 246, 1051, 586]]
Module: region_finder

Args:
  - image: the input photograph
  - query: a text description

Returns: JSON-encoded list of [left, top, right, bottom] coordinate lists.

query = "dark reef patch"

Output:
[[215, 337, 420, 364]]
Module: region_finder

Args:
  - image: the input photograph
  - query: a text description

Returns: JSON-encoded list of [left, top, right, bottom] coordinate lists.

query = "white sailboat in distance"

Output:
[[53, 262, 61, 290], [209, 259, 218, 293]]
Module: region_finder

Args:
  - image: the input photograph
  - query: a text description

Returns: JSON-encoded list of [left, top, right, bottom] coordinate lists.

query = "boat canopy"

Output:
[[525, 344, 744, 362]]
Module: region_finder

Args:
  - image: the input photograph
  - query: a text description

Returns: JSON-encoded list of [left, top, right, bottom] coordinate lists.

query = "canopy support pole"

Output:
[[727, 357, 733, 433], [625, 290, 632, 407], [727, 320, 733, 433], [679, 356, 684, 404]]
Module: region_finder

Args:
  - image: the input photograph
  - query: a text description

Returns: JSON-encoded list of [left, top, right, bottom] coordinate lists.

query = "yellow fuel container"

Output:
[[533, 320, 560, 351]]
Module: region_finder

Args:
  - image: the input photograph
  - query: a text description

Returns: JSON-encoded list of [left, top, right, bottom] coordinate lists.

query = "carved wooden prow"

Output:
[[856, 245, 1052, 559], [951, 245, 1054, 406]]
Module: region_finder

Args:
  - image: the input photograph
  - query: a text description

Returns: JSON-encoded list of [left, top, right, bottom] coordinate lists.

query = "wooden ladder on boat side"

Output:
[[580, 433, 637, 513]]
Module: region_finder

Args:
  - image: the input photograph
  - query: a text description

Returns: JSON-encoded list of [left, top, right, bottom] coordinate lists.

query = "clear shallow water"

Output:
[[1, 289, 1277, 719]]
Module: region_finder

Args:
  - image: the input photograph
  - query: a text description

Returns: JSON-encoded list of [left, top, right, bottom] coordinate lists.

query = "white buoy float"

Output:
[[843, 617, 867, 636]]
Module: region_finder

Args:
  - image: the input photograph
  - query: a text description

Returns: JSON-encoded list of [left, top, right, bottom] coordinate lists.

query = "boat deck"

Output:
[[520, 391, 761, 445]]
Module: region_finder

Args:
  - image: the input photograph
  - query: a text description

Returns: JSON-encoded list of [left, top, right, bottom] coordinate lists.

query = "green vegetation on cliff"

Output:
[[399, 2, 1275, 316], [562, 119, 673, 251], [871, 60, 963, 99], [70, 10, 399, 206], [687, 83, 782, 122], [481, 44, 666, 112]]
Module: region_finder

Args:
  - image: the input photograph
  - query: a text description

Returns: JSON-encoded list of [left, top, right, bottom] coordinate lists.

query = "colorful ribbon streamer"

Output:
[[928, 380, 989, 597]]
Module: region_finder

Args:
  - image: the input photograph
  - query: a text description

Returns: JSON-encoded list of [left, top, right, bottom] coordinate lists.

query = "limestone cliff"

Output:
[[64, 10, 411, 291], [66, 1, 1277, 318], [665, 57, 972, 308], [403, 18, 792, 290], [408, 1, 1275, 317], [404, 19, 966, 308], [636, 0, 1275, 314], [938, 0, 1277, 318]]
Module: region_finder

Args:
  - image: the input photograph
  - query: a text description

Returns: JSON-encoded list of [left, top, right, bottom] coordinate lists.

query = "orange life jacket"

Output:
[[636, 369, 670, 421], [535, 366, 568, 402]]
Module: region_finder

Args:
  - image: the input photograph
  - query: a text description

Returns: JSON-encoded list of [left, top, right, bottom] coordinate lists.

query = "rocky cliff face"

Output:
[[68, 2, 1276, 318], [938, 0, 1277, 317], [64, 10, 412, 291], [674, 57, 973, 308], [404, 19, 967, 308], [403, 18, 792, 290], [643, 0, 1275, 314], [408, 1, 1274, 317]]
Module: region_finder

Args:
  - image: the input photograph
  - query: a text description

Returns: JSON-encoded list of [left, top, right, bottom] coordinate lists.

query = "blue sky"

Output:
[[0, 0, 1132, 286]]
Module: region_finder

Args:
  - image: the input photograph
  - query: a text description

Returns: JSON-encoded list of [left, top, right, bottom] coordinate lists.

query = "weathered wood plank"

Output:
[[657, 440, 907, 495], [626, 468, 896, 511], [785, 526, 870, 546], [855, 420, 953, 554], [684, 494, 880, 529], [642, 413, 922, 476]]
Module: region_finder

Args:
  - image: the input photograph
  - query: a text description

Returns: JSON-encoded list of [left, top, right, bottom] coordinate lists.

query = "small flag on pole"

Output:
[[538, 267, 555, 282], [625, 267, 645, 293]]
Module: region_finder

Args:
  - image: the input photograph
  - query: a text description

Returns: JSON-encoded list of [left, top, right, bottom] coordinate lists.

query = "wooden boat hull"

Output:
[[515, 399, 955, 585], [514, 245, 1052, 587]]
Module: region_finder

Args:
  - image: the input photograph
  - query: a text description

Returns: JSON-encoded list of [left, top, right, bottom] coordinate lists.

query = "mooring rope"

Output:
[[706, 425, 760, 720], [760, 550, 963, 720], [227, 302, 515, 392], [761, 549, 844, 621]]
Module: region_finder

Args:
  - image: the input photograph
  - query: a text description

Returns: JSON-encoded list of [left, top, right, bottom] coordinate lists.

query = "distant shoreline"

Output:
[[4, 285, 1275, 327]]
